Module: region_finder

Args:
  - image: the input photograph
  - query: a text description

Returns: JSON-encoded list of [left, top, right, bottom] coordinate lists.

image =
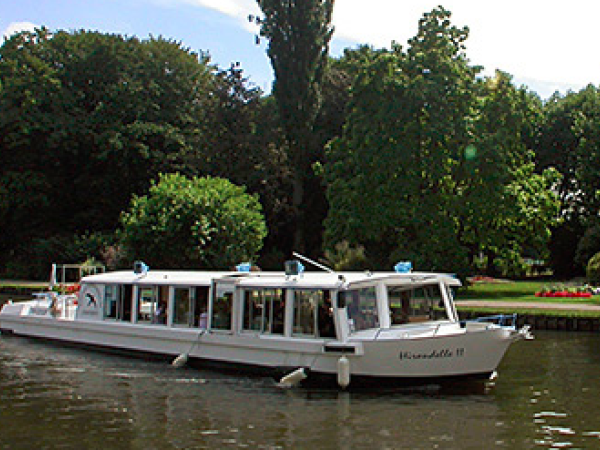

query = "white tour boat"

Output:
[[0, 258, 531, 388]]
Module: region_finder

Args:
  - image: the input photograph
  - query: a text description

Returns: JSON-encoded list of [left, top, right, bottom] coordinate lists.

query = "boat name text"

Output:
[[398, 348, 465, 360]]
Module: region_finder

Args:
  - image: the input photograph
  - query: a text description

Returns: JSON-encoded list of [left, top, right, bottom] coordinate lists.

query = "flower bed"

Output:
[[535, 291, 592, 298]]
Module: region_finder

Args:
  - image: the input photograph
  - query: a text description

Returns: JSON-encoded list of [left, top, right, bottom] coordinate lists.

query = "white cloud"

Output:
[[153, 0, 260, 32], [186, 0, 253, 17], [333, 0, 600, 90], [157, 0, 259, 20], [3, 21, 38, 40], [157, 0, 600, 92]]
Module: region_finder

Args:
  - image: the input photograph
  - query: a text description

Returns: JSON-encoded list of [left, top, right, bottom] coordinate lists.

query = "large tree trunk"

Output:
[[292, 174, 305, 253]]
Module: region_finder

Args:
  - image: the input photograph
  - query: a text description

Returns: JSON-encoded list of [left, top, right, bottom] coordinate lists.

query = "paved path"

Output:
[[455, 300, 600, 312]]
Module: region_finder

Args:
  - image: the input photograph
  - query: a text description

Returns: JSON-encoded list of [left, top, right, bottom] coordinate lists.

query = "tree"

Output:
[[253, 0, 335, 253], [323, 8, 560, 276], [119, 173, 267, 268], [534, 86, 600, 276], [453, 71, 560, 276], [0, 29, 215, 275], [324, 7, 478, 271], [187, 63, 295, 268]]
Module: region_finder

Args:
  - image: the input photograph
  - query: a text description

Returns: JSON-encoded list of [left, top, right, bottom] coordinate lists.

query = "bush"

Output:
[[576, 223, 600, 270], [322, 241, 369, 271], [119, 173, 267, 269], [586, 252, 600, 284], [0, 232, 119, 280]]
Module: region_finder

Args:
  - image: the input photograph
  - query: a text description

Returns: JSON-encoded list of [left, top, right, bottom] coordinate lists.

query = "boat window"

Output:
[[104, 284, 133, 321], [242, 289, 285, 334], [137, 286, 168, 325], [104, 285, 118, 319], [211, 291, 233, 331], [292, 290, 335, 338], [388, 284, 444, 325], [173, 286, 209, 328], [173, 287, 192, 327], [193, 287, 209, 328], [342, 287, 379, 332], [137, 287, 155, 324]]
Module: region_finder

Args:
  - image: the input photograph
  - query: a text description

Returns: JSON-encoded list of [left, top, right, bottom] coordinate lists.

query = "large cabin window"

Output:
[[292, 290, 335, 338], [173, 286, 209, 328], [104, 284, 133, 321], [343, 287, 379, 332], [137, 286, 168, 325], [173, 287, 192, 327], [242, 289, 285, 334], [388, 284, 444, 325]]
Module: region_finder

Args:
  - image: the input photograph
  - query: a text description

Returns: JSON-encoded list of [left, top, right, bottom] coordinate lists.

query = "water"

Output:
[[0, 331, 599, 449]]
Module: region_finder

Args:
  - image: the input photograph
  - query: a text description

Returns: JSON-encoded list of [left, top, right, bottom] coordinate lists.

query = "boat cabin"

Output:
[[76, 269, 461, 342]]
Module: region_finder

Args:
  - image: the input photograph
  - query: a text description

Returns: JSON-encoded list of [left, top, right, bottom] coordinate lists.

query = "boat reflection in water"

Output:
[[0, 256, 531, 389]]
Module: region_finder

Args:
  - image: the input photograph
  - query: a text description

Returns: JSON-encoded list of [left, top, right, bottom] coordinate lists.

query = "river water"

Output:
[[0, 329, 599, 449]]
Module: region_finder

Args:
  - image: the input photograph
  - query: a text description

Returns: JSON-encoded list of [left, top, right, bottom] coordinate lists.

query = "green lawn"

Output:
[[459, 281, 543, 302], [458, 280, 600, 304], [456, 279, 600, 317]]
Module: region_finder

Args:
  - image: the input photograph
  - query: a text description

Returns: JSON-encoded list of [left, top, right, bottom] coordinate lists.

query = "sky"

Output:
[[2, 0, 599, 98]]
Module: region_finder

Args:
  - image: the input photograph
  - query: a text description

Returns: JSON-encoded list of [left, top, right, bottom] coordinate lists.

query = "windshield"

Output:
[[388, 284, 446, 325], [341, 286, 379, 332]]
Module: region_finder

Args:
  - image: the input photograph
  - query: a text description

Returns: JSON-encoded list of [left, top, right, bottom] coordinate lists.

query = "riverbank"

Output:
[[457, 279, 600, 331], [455, 300, 600, 331], [0, 280, 49, 296]]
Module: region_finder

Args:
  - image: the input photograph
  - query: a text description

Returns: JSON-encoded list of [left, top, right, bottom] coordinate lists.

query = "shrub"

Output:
[[586, 252, 600, 285], [322, 241, 369, 271], [119, 173, 267, 269]]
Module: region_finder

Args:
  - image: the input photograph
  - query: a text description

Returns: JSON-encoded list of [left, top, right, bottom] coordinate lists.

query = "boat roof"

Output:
[[80, 270, 461, 289]]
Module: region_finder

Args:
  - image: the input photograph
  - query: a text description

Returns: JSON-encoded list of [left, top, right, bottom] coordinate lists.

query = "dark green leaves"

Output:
[[119, 173, 267, 269]]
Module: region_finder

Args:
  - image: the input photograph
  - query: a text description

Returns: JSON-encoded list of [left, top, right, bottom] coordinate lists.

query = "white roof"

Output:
[[81, 270, 461, 289]]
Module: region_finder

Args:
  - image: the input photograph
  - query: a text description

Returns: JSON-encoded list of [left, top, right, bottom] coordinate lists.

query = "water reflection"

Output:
[[0, 331, 599, 449]]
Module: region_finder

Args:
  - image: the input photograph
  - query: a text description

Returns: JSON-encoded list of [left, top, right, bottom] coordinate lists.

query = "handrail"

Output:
[[463, 314, 518, 328], [374, 321, 445, 340]]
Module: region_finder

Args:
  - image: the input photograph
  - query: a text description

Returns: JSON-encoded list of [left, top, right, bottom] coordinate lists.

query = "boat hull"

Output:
[[0, 313, 516, 388]]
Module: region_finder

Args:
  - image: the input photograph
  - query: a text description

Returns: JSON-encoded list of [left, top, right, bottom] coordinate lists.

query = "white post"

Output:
[[49, 264, 57, 289]]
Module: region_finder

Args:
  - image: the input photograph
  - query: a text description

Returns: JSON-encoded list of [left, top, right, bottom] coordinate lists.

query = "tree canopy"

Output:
[[4, 6, 600, 279], [323, 8, 560, 276], [534, 86, 600, 276], [119, 173, 267, 269], [254, 0, 335, 253], [0, 29, 215, 273]]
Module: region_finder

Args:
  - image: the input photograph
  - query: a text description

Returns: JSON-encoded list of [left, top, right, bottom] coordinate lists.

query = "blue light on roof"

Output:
[[236, 262, 252, 272], [394, 261, 412, 273]]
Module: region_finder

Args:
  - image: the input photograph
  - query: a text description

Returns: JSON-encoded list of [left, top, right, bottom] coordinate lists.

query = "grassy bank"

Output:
[[458, 279, 600, 318], [460, 280, 599, 304]]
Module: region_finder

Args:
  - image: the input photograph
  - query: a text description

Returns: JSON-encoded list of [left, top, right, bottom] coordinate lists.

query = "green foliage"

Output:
[[188, 64, 295, 261], [254, 0, 335, 252], [324, 7, 476, 272], [255, 0, 334, 145], [535, 86, 600, 277], [576, 221, 600, 270], [322, 8, 560, 277], [321, 241, 369, 271], [0, 29, 215, 271], [119, 173, 267, 269], [586, 252, 600, 285], [1, 232, 118, 279], [2, 8, 593, 280]]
